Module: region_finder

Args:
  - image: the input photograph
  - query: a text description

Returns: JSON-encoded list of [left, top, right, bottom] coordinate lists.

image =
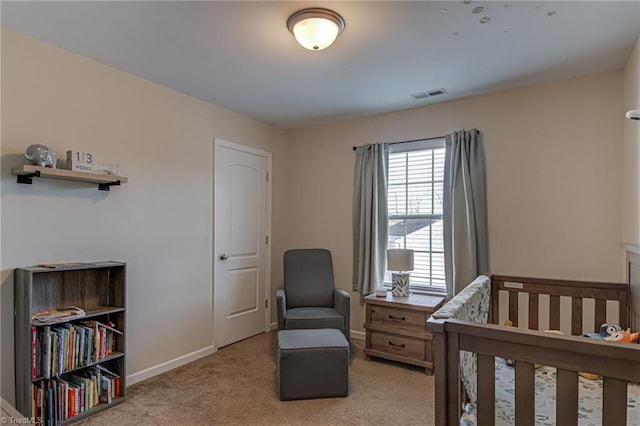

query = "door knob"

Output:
[[219, 253, 229, 261]]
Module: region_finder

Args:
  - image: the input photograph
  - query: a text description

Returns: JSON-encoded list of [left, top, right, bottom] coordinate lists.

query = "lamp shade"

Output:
[[387, 249, 414, 272], [287, 8, 345, 51]]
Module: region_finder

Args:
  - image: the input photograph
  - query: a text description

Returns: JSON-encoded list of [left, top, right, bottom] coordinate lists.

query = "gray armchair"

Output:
[[276, 249, 350, 342]]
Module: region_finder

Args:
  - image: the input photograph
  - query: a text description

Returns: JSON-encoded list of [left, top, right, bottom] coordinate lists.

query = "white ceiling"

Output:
[[2, 1, 639, 128]]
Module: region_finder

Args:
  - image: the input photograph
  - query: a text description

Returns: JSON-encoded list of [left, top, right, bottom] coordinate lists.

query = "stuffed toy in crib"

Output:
[[605, 328, 639, 343], [582, 323, 623, 340]]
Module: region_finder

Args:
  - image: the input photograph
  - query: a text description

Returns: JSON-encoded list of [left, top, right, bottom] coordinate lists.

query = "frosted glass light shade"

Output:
[[387, 249, 414, 272], [287, 8, 345, 51]]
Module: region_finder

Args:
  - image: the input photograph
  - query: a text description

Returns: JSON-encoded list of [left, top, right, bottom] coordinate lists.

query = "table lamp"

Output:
[[387, 249, 414, 297]]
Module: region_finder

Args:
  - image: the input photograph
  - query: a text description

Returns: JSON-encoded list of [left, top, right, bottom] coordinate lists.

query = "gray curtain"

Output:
[[353, 143, 388, 304], [443, 129, 490, 298]]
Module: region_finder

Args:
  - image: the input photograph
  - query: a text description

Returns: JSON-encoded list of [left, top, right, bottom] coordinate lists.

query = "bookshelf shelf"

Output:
[[67, 397, 126, 423], [15, 261, 126, 424], [11, 165, 128, 191]]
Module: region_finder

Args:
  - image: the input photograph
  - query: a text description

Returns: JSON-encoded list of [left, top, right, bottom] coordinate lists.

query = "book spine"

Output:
[[35, 330, 41, 379], [94, 323, 100, 362], [31, 326, 37, 380], [66, 328, 72, 371], [91, 375, 98, 407], [46, 384, 52, 426], [75, 386, 80, 416], [78, 327, 85, 368], [52, 378, 59, 426], [58, 332, 63, 377], [69, 386, 76, 418], [63, 381, 68, 421], [51, 333, 58, 377], [31, 383, 35, 418], [43, 327, 51, 379], [39, 380, 45, 421]]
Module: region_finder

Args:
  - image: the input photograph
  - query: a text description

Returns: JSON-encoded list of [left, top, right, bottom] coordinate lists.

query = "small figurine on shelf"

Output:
[[25, 144, 57, 168]]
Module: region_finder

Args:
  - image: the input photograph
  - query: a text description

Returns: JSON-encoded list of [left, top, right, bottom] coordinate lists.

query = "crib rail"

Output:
[[433, 319, 640, 426], [490, 275, 630, 333], [427, 274, 634, 426]]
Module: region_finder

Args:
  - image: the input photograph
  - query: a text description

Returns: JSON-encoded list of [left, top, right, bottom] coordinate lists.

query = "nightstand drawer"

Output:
[[369, 331, 425, 361], [369, 305, 426, 332]]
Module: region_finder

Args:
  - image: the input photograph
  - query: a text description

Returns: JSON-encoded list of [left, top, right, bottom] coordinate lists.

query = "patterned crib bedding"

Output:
[[460, 357, 640, 426]]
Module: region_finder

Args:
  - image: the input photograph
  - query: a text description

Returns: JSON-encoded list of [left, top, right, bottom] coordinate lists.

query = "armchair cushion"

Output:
[[285, 307, 345, 333]]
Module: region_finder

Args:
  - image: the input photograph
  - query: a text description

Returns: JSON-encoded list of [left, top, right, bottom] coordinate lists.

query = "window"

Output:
[[386, 138, 446, 292]]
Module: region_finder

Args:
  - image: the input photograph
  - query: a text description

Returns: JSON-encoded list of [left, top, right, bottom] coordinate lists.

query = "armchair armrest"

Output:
[[276, 289, 287, 330], [334, 289, 351, 342]]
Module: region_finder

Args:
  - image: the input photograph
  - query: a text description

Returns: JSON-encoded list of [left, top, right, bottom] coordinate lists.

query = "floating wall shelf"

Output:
[[11, 165, 128, 191]]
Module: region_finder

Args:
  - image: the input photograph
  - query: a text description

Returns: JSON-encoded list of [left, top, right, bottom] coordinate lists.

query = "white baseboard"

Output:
[[350, 330, 365, 340], [127, 345, 216, 386], [270, 321, 278, 331]]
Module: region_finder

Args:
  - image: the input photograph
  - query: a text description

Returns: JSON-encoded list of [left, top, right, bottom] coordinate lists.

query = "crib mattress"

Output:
[[460, 358, 640, 426]]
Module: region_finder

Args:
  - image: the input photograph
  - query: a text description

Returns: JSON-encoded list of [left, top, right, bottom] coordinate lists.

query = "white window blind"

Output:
[[387, 139, 446, 290]]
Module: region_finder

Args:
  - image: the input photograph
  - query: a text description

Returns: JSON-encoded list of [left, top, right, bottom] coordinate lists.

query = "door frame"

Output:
[[213, 138, 272, 350]]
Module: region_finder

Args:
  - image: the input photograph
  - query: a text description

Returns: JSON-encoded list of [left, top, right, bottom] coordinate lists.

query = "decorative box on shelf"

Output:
[[66, 150, 95, 172]]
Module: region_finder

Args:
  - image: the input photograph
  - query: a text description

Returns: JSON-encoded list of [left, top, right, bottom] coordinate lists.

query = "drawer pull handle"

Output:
[[388, 342, 405, 349], [388, 315, 406, 322]]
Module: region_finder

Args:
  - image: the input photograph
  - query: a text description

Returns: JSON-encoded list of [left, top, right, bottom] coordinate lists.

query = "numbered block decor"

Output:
[[66, 150, 95, 172]]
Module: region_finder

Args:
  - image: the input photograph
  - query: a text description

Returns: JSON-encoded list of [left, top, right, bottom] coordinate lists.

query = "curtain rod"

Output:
[[352, 135, 445, 151]]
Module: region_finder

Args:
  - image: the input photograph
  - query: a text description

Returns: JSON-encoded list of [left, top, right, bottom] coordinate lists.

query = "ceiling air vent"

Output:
[[410, 88, 448, 100]]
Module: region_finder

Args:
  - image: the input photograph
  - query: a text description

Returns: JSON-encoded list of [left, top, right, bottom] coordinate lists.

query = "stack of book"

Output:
[[32, 321, 122, 380], [31, 364, 121, 422]]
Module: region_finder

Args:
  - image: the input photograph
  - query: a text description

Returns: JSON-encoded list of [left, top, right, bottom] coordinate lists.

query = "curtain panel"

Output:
[[352, 143, 388, 304], [443, 129, 490, 298]]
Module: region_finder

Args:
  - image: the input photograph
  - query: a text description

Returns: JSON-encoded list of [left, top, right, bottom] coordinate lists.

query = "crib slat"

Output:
[[490, 281, 501, 324], [595, 299, 607, 331], [572, 297, 583, 335], [618, 289, 629, 328], [447, 332, 461, 426], [477, 354, 495, 425], [556, 369, 578, 426], [603, 377, 627, 426], [528, 293, 538, 330], [515, 361, 535, 426], [549, 295, 560, 329], [509, 291, 518, 326]]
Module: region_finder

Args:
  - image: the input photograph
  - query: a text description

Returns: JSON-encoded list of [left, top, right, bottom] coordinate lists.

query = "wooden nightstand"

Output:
[[364, 292, 445, 374]]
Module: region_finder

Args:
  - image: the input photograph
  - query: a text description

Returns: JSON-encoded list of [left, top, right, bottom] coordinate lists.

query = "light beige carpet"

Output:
[[77, 331, 435, 425]]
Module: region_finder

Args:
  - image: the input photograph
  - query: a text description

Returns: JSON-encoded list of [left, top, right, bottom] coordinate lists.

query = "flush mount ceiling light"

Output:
[[626, 109, 640, 120], [287, 8, 345, 51]]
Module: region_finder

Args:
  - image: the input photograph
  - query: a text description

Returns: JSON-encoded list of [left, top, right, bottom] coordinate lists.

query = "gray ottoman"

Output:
[[277, 328, 349, 401]]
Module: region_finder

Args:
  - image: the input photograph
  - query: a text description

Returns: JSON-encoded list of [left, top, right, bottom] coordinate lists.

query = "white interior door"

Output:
[[214, 139, 270, 349]]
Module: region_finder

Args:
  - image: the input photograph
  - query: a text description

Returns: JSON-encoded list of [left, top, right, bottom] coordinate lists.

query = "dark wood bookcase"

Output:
[[14, 262, 126, 424]]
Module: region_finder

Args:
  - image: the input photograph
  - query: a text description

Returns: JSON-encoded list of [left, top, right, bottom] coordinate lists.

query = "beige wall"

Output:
[[288, 71, 624, 332], [0, 29, 289, 403], [623, 36, 640, 245]]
